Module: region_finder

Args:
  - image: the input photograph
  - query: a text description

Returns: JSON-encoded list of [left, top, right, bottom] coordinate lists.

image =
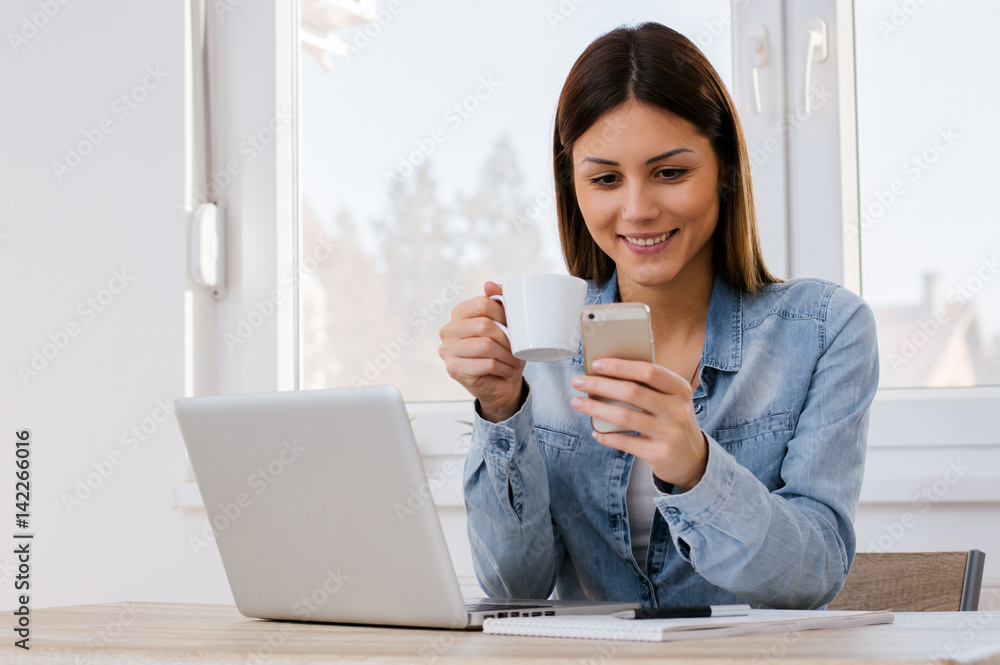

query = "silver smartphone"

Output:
[[580, 303, 655, 434]]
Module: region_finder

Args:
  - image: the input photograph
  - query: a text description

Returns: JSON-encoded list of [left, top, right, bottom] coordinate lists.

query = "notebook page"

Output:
[[482, 609, 895, 642]]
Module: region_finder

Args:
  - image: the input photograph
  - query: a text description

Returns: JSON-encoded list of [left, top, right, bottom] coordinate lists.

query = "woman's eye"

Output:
[[658, 168, 687, 180], [590, 174, 619, 187]]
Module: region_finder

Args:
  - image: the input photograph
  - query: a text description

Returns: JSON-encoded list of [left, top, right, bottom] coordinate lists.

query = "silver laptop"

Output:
[[175, 385, 637, 629]]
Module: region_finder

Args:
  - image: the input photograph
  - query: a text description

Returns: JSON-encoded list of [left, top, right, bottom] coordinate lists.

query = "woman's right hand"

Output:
[[439, 281, 526, 423]]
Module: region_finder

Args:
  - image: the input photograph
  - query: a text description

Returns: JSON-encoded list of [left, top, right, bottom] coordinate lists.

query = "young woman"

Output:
[[438, 22, 878, 609]]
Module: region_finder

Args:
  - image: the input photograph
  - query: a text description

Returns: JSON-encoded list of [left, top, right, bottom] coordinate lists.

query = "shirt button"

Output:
[[641, 583, 650, 593], [693, 403, 703, 413], [493, 438, 508, 451], [664, 507, 680, 517]]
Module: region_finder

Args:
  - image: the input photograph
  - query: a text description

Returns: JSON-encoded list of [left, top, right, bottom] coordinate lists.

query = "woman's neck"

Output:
[[616, 246, 715, 348]]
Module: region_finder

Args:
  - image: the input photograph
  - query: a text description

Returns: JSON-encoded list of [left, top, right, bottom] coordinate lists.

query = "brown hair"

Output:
[[553, 22, 779, 294]]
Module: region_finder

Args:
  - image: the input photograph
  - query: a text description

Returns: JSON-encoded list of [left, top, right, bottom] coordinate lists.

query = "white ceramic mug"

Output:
[[490, 274, 588, 362]]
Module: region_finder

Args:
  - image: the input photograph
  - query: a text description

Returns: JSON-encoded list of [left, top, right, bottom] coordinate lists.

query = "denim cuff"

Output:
[[653, 432, 737, 528], [471, 382, 534, 465]]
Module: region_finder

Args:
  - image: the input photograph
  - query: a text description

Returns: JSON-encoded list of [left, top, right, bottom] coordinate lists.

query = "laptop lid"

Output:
[[176, 385, 471, 629]]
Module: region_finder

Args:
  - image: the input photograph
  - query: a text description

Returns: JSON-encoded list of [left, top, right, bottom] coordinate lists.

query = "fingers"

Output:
[[440, 314, 512, 354], [572, 374, 655, 413], [570, 393, 661, 439], [444, 355, 520, 384], [440, 335, 519, 374], [583, 358, 692, 398], [446, 294, 508, 329], [439, 290, 520, 386]]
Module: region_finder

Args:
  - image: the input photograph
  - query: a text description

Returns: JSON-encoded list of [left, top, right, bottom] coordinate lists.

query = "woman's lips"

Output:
[[621, 229, 678, 254]]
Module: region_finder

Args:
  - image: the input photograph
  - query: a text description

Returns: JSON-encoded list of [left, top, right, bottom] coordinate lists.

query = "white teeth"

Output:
[[625, 231, 674, 246]]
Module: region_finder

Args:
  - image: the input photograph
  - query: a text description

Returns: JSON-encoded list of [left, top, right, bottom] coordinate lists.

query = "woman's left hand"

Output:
[[570, 358, 708, 492]]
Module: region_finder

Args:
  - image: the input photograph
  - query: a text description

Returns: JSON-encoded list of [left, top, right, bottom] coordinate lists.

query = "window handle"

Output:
[[190, 202, 227, 299], [746, 25, 770, 115], [803, 19, 828, 115]]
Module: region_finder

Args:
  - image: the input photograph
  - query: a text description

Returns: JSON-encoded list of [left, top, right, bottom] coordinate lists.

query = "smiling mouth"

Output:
[[623, 229, 678, 247]]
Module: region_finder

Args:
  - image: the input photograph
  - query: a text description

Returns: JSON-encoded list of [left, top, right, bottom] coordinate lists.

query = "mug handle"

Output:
[[489, 294, 512, 344]]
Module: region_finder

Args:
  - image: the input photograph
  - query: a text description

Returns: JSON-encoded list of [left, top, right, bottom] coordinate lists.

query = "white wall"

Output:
[[0, 0, 232, 608]]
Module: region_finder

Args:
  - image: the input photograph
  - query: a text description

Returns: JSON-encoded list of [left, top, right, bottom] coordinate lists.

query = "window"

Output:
[[202, 0, 1000, 449], [854, 0, 1000, 389], [298, 0, 734, 401]]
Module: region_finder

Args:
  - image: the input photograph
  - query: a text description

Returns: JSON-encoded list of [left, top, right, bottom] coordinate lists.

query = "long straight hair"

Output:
[[553, 22, 779, 294]]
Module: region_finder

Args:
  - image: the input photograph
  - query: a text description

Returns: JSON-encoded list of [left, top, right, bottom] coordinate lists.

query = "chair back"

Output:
[[828, 550, 985, 611]]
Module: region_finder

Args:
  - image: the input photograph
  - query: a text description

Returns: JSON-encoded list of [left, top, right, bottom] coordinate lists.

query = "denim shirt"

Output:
[[462, 270, 879, 609]]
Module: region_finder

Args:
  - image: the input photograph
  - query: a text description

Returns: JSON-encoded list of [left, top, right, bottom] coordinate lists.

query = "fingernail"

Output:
[[571, 376, 583, 387], [571, 397, 583, 409], [593, 359, 606, 370]]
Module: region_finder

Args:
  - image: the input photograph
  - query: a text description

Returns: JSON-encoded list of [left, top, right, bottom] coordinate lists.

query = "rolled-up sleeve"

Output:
[[653, 287, 879, 608], [463, 384, 563, 599]]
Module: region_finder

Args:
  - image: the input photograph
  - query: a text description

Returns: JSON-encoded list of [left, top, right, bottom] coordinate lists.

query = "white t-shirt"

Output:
[[625, 455, 659, 570]]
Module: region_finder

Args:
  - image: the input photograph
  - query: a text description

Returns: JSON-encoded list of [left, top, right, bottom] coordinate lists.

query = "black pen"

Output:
[[612, 604, 752, 620]]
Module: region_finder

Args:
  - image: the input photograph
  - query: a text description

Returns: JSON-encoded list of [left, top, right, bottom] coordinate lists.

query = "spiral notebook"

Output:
[[482, 609, 894, 642]]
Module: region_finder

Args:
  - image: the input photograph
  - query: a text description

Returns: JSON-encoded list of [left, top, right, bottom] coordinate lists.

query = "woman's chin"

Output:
[[619, 263, 680, 289]]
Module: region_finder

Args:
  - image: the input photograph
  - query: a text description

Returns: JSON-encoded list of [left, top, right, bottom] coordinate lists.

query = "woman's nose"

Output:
[[621, 183, 658, 225]]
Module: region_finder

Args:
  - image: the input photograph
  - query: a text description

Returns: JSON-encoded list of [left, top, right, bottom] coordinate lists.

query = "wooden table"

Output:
[[4, 602, 1000, 664]]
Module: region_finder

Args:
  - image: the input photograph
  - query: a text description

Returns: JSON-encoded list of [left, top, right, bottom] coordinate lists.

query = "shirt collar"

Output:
[[701, 271, 743, 373], [575, 269, 742, 372], [590, 269, 620, 305]]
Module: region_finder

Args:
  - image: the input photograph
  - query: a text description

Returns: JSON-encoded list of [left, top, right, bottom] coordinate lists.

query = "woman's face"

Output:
[[572, 101, 722, 290]]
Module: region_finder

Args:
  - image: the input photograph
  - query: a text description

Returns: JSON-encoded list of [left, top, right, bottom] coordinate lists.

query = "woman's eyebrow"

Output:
[[644, 148, 694, 164], [579, 148, 695, 167]]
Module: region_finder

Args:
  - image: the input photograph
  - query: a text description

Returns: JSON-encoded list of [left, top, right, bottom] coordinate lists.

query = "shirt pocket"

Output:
[[713, 412, 794, 490], [535, 425, 579, 452]]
